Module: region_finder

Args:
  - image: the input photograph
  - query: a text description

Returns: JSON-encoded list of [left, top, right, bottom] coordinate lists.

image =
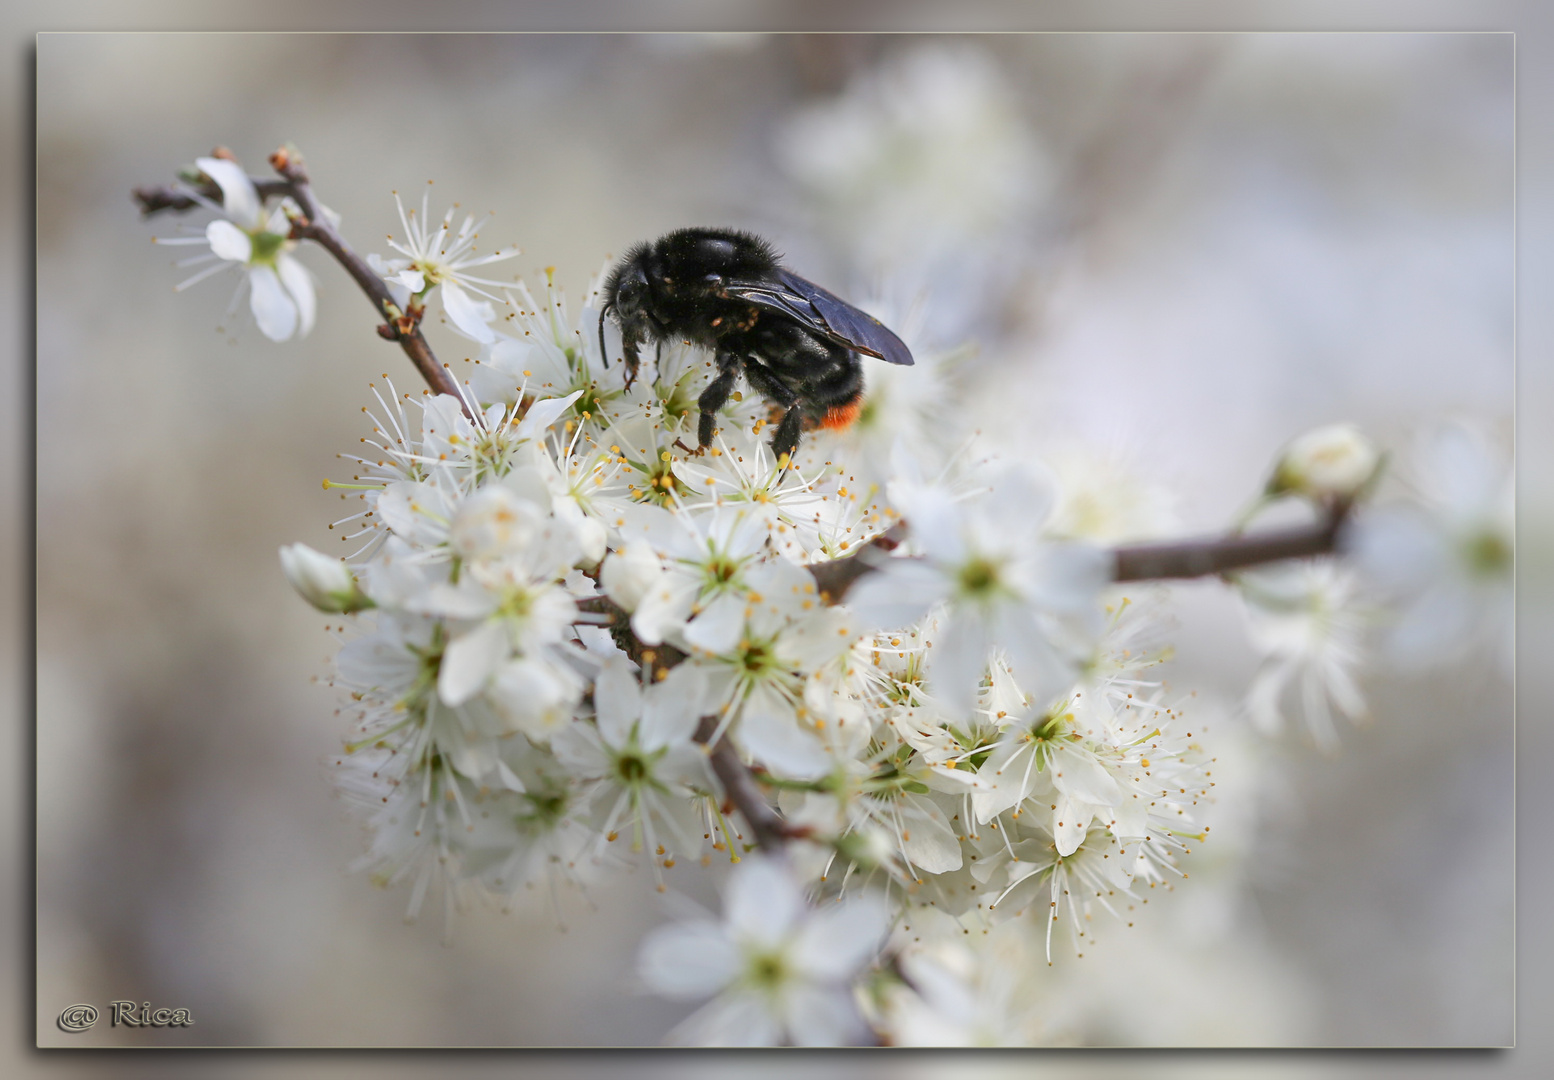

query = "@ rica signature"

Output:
[[57, 1001, 193, 1032]]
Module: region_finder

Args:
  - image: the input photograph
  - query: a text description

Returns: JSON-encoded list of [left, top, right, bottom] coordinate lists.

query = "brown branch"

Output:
[[806, 522, 907, 603], [695, 717, 793, 853], [1112, 502, 1348, 582], [802, 504, 1351, 599], [132, 177, 294, 215], [266, 148, 466, 411]]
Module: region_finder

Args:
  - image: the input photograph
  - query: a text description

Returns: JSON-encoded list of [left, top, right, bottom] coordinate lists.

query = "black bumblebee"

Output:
[[599, 227, 913, 462]]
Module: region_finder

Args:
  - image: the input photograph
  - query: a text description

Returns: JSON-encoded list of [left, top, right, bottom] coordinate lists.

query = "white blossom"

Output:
[[638, 857, 890, 1045], [849, 462, 1110, 712], [1350, 423, 1513, 670], [370, 188, 520, 343], [155, 156, 315, 341], [1239, 560, 1370, 752]]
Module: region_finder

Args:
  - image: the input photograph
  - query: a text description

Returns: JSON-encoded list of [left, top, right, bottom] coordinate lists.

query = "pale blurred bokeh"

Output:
[[19, 22, 1536, 1073]]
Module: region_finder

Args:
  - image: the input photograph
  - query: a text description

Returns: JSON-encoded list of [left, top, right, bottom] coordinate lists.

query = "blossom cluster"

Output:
[[257, 205, 1233, 1043]]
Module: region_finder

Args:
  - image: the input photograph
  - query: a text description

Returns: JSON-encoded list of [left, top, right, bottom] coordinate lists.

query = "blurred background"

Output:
[[22, 23, 1530, 1069]]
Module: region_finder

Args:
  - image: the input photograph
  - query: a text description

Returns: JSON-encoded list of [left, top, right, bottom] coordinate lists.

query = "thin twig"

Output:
[[1113, 503, 1348, 581], [807, 522, 907, 602], [132, 178, 294, 215], [803, 505, 1350, 599], [695, 717, 793, 853], [267, 148, 466, 410]]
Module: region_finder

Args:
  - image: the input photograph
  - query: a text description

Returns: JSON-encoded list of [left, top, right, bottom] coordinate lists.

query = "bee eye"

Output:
[[617, 272, 648, 312]]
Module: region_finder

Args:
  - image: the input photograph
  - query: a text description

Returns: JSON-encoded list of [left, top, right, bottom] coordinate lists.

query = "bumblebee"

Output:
[[599, 227, 913, 462]]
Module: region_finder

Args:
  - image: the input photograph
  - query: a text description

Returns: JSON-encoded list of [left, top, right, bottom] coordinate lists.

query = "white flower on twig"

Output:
[[1349, 423, 1512, 670], [370, 188, 520, 343], [638, 857, 890, 1045], [155, 156, 316, 341]]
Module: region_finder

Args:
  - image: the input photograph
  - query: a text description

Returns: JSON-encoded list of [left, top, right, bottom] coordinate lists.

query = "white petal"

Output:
[[438, 620, 509, 705], [247, 264, 298, 341], [196, 156, 261, 227], [683, 591, 747, 655], [1052, 793, 1091, 857], [897, 487, 966, 565], [205, 218, 251, 263], [632, 575, 701, 645], [790, 891, 891, 981], [845, 559, 949, 630], [550, 722, 611, 775], [642, 662, 714, 734], [600, 542, 664, 614], [276, 254, 316, 337], [970, 740, 1038, 823], [739, 689, 831, 780], [927, 614, 991, 714], [413, 580, 496, 620], [593, 656, 643, 748], [514, 390, 584, 441], [487, 655, 582, 741], [725, 857, 803, 947], [390, 268, 426, 293], [639, 678, 700, 752], [1027, 541, 1111, 612], [1047, 744, 1121, 807], [638, 921, 739, 1000], [671, 991, 782, 1047], [784, 986, 870, 1047], [898, 794, 963, 873], [441, 281, 496, 343]]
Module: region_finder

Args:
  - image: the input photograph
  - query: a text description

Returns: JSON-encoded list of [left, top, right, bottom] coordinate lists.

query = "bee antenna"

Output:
[[597, 304, 612, 368]]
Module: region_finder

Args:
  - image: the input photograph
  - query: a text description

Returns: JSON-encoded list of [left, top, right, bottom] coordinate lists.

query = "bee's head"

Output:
[[601, 246, 656, 376], [605, 244, 654, 322]]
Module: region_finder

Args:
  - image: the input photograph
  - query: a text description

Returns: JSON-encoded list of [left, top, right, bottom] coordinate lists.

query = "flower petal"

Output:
[[593, 655, 642, 748], [790, 890, 891, 981], [725, 857, 803, 947], [205, 218, 252, 263], [441, 280, 496, 343], [438, 619, 509, 706], [196, 156, 261, 228], [277, 254, 316, 337], [638, 921, 739, 1000], [247, 264, 298, 341], [739, 689, 831, 780]]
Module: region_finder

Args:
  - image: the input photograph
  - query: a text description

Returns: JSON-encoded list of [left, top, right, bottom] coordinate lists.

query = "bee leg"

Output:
[[621, 338, 642, 391], [697, 358, 741, 447], [771, 404, 805, 465]]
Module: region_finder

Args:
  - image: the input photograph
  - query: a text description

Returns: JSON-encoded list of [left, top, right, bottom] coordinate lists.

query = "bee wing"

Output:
[[724, 270, 915, 366]]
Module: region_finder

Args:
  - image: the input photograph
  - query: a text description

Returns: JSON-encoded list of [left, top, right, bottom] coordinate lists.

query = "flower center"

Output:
[[738, 638, 777, 675], [1462, 529, 1511, 578], [247, 229, 286, 268], [519, 786, 570, 828], [746, 950, 788, 991], [705, 553, 742, 587], [615, 753, 649, 784], [498, 586, 534, 619], [956, 555, 1004, 599]]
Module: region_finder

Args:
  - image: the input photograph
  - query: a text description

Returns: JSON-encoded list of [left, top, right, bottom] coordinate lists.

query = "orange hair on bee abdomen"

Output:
[[820, 397, 864, 431]]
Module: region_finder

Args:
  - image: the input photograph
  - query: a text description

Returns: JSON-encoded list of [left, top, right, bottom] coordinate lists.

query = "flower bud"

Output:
[[1270, 423, 1381, 500], [279, 543, 373, 613]]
